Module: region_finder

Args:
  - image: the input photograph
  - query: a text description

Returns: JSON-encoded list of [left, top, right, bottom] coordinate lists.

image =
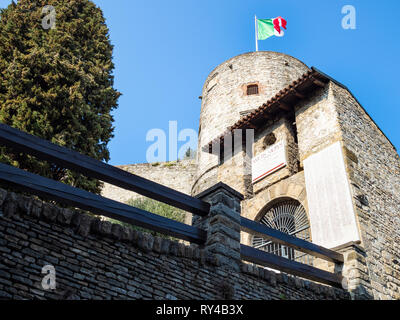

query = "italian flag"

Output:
[[257, 17, 287, 40]]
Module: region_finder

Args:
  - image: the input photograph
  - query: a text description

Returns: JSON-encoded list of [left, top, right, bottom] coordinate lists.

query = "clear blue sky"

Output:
[[2, 0, 400, 165]]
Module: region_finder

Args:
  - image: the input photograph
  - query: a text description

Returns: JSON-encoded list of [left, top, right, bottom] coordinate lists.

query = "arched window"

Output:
[[246, 84, 259, 95], [252, 198, 312, 264]]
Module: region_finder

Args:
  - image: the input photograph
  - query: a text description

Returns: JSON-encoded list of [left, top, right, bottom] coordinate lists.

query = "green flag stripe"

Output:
[[257, 19, 275, 40]]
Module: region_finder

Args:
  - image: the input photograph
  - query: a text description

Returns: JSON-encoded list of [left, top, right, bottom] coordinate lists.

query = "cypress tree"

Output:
[[0, 0, 120, 193]]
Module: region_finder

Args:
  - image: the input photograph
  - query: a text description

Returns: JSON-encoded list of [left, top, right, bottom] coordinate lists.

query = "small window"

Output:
[[263, 133, 277, 147], [247, 84, 259, 95]]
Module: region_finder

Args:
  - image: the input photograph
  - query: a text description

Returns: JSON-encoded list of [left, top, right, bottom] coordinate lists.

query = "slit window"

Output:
[[247, 84, 259, 95]]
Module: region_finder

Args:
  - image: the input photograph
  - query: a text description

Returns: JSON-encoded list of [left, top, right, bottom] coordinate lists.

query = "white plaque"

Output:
[[252, 140, 287, 183], [304, 142, 360, 248]]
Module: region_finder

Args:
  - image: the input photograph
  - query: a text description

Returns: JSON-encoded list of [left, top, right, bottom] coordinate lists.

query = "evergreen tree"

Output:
[[183, 147, 196, 160], [0, 0, 120, 193]]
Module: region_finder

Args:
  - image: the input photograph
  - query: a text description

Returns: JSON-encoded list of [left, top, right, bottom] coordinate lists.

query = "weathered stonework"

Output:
[[241, 171, 308, 246], [216, 146, 252, 197], [0, 188, 349, 300], [330, 82, 400, 300], [101, 159, 196, 204], [98, 51, 400, 300], [252, 117, 299, 194], [101, 159, 197, 224], [295, 85, 343, 165], [193, 183, 243, 272], [193, 51, 310, 196], [288, 80, 400, 299]]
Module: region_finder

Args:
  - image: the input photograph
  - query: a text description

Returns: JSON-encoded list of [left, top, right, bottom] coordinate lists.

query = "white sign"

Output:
[[304, 142, 360, 248], [252, 140, 287, 183]]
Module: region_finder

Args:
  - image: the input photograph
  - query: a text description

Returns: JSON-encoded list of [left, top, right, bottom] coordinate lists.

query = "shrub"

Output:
[[109, 197, 186, 239]]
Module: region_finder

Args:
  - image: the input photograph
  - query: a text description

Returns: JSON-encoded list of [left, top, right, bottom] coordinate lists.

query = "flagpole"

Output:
[[255, 15, 258, 52]]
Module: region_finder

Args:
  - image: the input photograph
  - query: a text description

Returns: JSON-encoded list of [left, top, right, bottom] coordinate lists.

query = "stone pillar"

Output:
[[312, 241, 374, 299], [334, 241, 374, 300], [193, 182, 244, 271]]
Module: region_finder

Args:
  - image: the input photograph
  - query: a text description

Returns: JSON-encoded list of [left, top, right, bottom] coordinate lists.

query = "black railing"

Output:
[[0, 123, 344, 288], [240, 217, 344, 288], [0, 123, 210, 217], [0, 123, 209, 243]]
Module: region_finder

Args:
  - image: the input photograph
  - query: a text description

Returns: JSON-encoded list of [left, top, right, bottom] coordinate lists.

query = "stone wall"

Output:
[[252, 117, 299, 195], [294, 84, 362, 250], [99, 53, 399, 300], [295, 85, 342, 165], [216, 146, 251, 198], [241, 171, 308, 246], [0, 187, 350, 300], [238, 78, 400, 300], [331, 82, 400, 300], [101, 159, 197, 204], [291, 80, 400, 299]]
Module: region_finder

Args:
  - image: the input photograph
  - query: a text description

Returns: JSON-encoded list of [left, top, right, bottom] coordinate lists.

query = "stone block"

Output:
[[209, 192, 235, 210], [168, 241, 179, 256], [206, 243, 240, 261], [18, 196, 33, 216], [209, 214, 240, 231], [152, 236, 162, 253], [0, 188, 7, 207], [99, 220, 112, 236], [207, 223, 240, 239], [206, 232, 240, 251], [41, 203, 59, 222], [31, 200, 43, 218], [3, 192, 18, 218], [192, 246, 200, 260], [120, 227, 133, 243], [57, 208, 74, 225], [209, 203, 241, 224], [111, 223, 123, 240], [75, 214, 94, 237], [160, 238, 170, 254], [141, 233, 154, 253], [184, 246, 194, 259], [177, 243, 185, 257]]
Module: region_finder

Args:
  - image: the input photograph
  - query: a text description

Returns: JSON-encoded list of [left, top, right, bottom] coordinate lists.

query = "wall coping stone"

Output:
[[331, 241, 364, 253], [195, 182, 244, 201]]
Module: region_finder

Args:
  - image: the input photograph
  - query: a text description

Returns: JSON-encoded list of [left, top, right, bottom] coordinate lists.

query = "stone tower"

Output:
[[192, 51, 309, 196], [101, 51, 400, 299], [192, 51, 400, 299]]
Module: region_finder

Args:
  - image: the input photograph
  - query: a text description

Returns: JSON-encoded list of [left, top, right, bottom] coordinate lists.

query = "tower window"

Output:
[[247, 84, 259, 95]]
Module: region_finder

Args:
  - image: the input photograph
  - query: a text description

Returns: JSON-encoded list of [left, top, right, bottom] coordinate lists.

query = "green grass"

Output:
[[164, 161, 176, 167]]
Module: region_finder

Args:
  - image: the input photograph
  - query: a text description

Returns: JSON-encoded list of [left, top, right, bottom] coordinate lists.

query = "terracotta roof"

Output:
[[204, 67, 330, 153]]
